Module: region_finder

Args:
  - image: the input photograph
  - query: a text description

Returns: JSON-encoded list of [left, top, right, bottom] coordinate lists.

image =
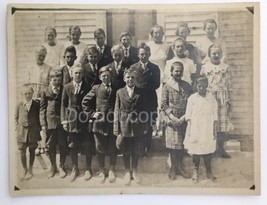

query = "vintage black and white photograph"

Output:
[[7, 3, 260, 196]]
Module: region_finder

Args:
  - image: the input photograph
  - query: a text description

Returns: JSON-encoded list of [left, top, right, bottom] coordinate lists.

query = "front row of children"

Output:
[[16, 64, 218, 185]]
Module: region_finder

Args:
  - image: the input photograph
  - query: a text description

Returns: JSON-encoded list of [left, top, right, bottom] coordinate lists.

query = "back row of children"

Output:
[[17, 18, 233, 184]]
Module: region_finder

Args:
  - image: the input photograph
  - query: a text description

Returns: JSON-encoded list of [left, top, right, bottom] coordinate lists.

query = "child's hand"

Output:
[[213, 121, 218, 140], [226, 100, 231, 113], [42, 125, 47, 131], [93, 112, 102, 119]]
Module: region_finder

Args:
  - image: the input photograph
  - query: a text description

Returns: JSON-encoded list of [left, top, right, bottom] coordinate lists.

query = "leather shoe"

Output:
[[70, 166, 79, 182], [59, 165, 67, 178], [108, 170, 116, 183], [123, 171, 131, 185], [84, 169, 92, 181]]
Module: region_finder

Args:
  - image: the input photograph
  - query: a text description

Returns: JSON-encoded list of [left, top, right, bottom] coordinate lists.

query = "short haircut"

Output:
[[150, 24, 164, 37], [203, 19, 217, 30], [49, 69, 62, 81], [21, 84, 34, 93], [80, 46, 98, 65], [138, 42, 151, 53], [94, 28, 106, 38], [72, 64, 84, 74], [35, 45, 47, 55], [208, 44, 222, 57], [123, 68, 137, 78], [99, 65, 111, 76], [44, 26, 57, 36], [175, 21, 190, 36], [119, 32, 132, 41], [196, 76, 208, 86], [172, 37, 186, 49], [64, 45, 77, 56], [111, 44, 124, 54], [69, 26, 81, 35], [170, 61, 184, 73]]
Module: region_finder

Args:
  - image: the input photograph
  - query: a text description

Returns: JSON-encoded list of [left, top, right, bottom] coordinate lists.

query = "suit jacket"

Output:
[[113, 86, 147, 137], [109, 61, 127, 91], [15, 100, 41, 143], [94, 44, 113, 69], [82, 83, 116, 136], [122, 46, 139, 68], [60, 65, 72, 86], [40, 85, 63, 130], [61, 81, 90, 133], [130, 61, 161, 112], [83, 63, 102, 88]]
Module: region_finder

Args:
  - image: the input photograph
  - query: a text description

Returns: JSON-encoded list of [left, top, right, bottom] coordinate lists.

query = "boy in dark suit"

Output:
[[61, 65, 95, 182], [130, 43, 161, 156], [82, 66, 117, 184], [94, 28, 113, 69], [119, 32, 139, 68], [81, 46, 102, 88], [114, 68, 147, 185], [108, 44, 128, 90], [40, 70, 68, 178], [15, 84, 41, 180], [60, 45, 77, 86]]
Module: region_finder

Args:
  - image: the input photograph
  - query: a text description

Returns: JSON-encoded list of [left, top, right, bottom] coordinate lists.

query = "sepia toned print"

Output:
[[7, 3, 260, 196]]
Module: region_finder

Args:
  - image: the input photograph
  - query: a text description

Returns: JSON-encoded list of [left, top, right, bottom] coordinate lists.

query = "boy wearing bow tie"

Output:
[[40, 70, 68, 178], [61, 65, 95, 182], [93, 28, 113, 69], [15, 84, 41, 180], [82, 66, 117, 184]]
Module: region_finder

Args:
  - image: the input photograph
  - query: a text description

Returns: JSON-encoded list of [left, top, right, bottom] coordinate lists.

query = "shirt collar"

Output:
[[126, 85, 135, 90], [123, 45, 130, 50], [73, 81, 82, 87], [96, 44, 105, 51], [140, 61, 148, 68], [103, 82, 111, 87], [115, 60, 122, 67], [23, 99, 32, 106]]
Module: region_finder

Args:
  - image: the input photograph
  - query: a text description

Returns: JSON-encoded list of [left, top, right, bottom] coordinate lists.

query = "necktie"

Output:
[[74, 83, 79, 95], [116, 63, 120, 74], [53, 87, 59, 94], [128, 88, 133, 98], [93, 64, 97, 73], [105, 84, 111, 94], [124, 48, 128, 58]]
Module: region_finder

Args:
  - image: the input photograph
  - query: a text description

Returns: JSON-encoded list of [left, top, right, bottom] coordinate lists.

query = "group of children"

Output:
[[15, 18, 233, 185]]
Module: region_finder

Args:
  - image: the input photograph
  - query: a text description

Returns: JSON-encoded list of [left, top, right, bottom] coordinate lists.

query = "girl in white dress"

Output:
[[42, 26, 64, 69], [184, 76, 218, 183]]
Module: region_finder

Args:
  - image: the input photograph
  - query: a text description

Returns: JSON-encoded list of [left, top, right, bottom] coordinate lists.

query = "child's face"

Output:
[[64, 52, 77, 67], [205, 23, 217, 38], [45, 31, 56, 45], [23, 88, 33, 101], [171, 65, 183, 81], [197, 81, 208, 96], [173, 41, 186, 57], [121, 35, 131, 48], [70, 30, 81, 44], [100, 71, 111, 85], [138, 48, 150, 63], [95, 34, 105, 47], [87, 53, 98, 65], [36, 51, 46, 65], [124, 72, 136, 87], [178, 27, 189, 40], [210, 47, 222, 65], [152, 28, 164, 43], [50, 76, 62, 87], [112, 50, 123, 62], [72, 67, 84, 83]]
